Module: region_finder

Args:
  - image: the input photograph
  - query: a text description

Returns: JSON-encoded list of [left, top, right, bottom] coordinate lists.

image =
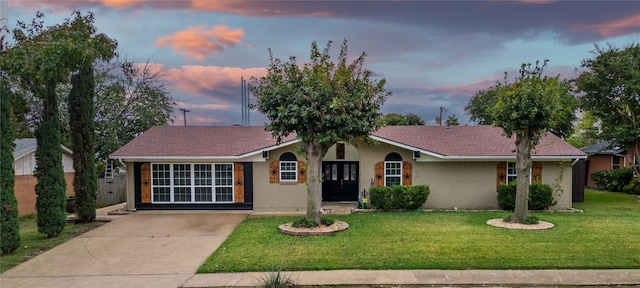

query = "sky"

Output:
[[4, 0, 640, 127]]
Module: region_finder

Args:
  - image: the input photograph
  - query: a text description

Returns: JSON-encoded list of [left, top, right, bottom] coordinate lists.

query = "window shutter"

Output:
[[141, 163, 151, 203], [532, 161, 542, 184], [402, 161, 412, 186], [269, 160, 279, 183], [496, 162, 506, 190], [297, 161, 307, 184], [374, 161, 384, 187], [234, 163, 245, 203]]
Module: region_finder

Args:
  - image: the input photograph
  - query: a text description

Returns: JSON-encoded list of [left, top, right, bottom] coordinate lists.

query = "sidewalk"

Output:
[[184, 269, 640, 287]]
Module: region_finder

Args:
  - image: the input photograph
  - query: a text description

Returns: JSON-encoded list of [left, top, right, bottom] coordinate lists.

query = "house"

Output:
[[581, 141, 637, 188], [13, 139, 75, 216], [110, 125, 586, 212]]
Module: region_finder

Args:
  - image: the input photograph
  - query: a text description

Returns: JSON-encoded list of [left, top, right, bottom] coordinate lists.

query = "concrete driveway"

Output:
[[1, 211, 248, 288]]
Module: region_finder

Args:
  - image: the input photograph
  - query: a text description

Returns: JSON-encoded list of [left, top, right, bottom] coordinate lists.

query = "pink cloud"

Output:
[[175, 101, 230, 111], [155, 25, 244, 60], [575, 14, 640, 38], [160, 65, 266, 99]]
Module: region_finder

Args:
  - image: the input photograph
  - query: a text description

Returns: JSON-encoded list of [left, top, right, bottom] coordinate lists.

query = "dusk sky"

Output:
[[5, 1, 640, 126]]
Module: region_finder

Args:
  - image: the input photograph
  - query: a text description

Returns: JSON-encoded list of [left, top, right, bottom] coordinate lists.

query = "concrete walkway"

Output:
[[184, 269, 640, 287], [2, 204, 639, 287], [1, 204, 249, 288]]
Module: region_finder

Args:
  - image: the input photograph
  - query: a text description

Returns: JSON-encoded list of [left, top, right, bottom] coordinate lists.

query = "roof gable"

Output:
[[14, 138, 73, 160]]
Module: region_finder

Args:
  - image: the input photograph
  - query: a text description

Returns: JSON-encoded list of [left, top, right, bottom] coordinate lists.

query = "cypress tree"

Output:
[[35, 78, 67, 237], [69, 64, 97, 222], [1, 77, 21, 253]]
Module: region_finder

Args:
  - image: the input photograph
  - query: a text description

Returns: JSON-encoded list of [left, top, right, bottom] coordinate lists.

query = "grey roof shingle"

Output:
[[13, 138, 73, 160]]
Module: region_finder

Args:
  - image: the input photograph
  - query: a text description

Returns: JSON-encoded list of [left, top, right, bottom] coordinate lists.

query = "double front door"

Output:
[[322, 161, 359, 201]]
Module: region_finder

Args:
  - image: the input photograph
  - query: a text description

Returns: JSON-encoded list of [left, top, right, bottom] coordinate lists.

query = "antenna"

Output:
[[179, 107, 190, 126]]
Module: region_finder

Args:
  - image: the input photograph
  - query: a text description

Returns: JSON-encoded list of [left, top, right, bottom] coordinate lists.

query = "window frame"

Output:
[[612, 156, 621, 170], [384, 161, 402, 187], [279, 161, 298, 182], [506, 162, 532, 185], [150, 163, 234, 204]]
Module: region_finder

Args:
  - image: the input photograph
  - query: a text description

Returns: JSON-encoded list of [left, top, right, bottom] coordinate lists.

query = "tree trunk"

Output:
[[304, 141, 326, 225], [513, 131, 532, 223]]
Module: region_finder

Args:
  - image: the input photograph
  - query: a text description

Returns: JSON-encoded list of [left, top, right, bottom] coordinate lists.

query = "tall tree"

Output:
[[1, 76, 21, 253], [565, 111, 601, 148], [381, 112, 425, 125], [93, 60, 175, 165], [464, 86, 498, 125], [1, 11, 117, 236], [467, 80, 575, 139], [490, 60, 576, 223], [576, 44, 640, 176], [68, 64, 97, 222], [251, 40, 390, 224]]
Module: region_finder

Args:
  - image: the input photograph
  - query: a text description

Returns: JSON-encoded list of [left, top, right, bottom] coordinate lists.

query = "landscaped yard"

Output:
[[0, 215, 103, 274], [198, 189, 640, 273]]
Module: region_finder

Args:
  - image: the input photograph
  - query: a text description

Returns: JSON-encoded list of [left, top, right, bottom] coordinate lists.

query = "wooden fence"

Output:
[[97, 174, 127, 208]]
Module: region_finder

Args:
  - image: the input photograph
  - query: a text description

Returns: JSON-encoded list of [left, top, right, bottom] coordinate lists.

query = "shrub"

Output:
[[370, 185, 430, 210], [497, 182, 517, 210], [591, 168, 634, 192], [497, 182, 556, 211], [259, 269, 295, 288], [503, 214, 539, 224], [291, 217, 334, 228], [623, 179, 640, 195], [529, 183, 556, 210]]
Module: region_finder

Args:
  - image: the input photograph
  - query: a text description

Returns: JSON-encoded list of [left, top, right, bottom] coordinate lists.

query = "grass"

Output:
[[198, 188, 640, 273], [0, 214, 103, 274]]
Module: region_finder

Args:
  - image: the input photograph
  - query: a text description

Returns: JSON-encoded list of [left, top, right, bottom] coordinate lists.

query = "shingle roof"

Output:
[[13, 138, 73, 160], [372, 125, 585, 158], [110, 126, 297, 159], [111, 125, 585, 160], [581, 141, 623, 155]]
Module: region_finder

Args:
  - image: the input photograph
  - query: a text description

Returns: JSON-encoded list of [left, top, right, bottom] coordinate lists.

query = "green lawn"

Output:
[[0, 215, 103, 274], [198, 189, 640, 273]]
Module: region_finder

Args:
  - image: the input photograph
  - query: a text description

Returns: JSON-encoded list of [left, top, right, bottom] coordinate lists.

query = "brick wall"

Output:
[[14, 173, 75, 216]]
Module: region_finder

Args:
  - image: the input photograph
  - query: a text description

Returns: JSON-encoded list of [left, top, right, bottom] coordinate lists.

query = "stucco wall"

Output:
[[14, 173, 75, 216], [252, 146, 308, 211]]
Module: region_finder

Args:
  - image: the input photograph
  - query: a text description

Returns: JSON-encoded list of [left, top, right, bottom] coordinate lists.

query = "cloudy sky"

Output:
[[5, 1, 640, 126]]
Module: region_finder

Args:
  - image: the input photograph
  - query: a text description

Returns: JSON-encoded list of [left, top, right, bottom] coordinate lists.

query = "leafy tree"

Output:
[[381, 112, 425, 125], [251, 40, 390, 224], [490, 60, 576, 223], [467, 79, 576, 139], [464, 86, 498, 125], [93, 59, 175, 165], [576, 44, 640, 177], [69, 64, 97, 222], [1, 76, 21, 254], [1, 11, 116, 236], [565, 111, 601, 148], [446, 114, 459, 126]]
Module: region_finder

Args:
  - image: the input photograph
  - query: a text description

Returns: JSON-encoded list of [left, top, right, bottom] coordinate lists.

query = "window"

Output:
[[279, 152, 297, 182], [506, 162, 534, 184], [612, 156, 621, 169], [507, 162, 517, 184], [384, 152, 402, 186], [150, 163, 233, 203]]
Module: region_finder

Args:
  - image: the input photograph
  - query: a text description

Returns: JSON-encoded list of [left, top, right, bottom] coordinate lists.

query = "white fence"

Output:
[[97, 174, 126, 207]]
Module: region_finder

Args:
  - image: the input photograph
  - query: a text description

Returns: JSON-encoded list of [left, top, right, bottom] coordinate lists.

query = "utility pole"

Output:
[[179, 107, 190, 126], [437, 106, 447, 126]]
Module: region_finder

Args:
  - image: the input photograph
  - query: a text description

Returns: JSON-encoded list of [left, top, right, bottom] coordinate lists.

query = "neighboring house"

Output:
[[110, 125, 586, 212], [581, 141, 637, 188], [13, 139, 75, 216]]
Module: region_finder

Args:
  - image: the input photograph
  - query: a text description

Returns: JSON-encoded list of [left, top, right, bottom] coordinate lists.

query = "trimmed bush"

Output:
[[370, 185, 429, 210], [497, 182, 556, 211], [497, 181, 517, 210], [529, 183, 556, 210]]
